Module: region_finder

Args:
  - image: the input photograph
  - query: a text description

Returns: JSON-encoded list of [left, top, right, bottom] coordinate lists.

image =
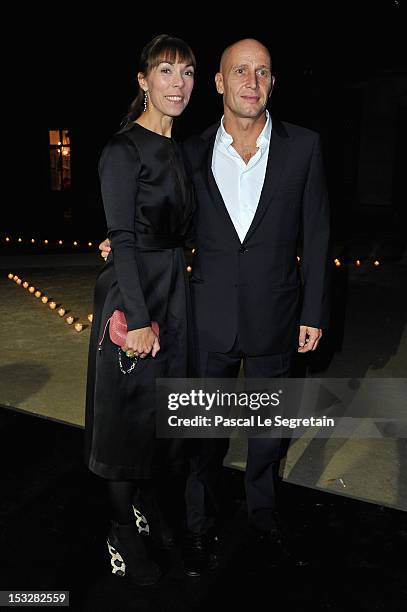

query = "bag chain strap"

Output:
[[117, 347, 139, 374]]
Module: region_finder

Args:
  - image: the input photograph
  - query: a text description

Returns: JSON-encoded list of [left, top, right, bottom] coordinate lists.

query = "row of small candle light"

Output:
[[7, 273, 93, 333], [188, 254, 381, 271], [333, 258, 380, 267], [184, 258, 380, 272], [3, 237, 93, 247], [2, 238, 381, 268]]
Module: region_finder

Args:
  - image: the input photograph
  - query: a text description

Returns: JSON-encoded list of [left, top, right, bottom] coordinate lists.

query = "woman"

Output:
[[84, 34, 196, 585]]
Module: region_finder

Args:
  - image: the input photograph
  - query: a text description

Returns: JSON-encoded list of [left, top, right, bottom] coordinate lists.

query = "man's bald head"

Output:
[[215, 38, 274, 122], [219, 38, 272, 74]]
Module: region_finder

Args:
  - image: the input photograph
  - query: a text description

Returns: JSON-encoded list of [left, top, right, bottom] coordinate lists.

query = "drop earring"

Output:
[[143, 91, 148, 112]]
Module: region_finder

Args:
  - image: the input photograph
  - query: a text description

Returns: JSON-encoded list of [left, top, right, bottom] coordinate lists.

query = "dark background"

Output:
[[1, 8, 407, 608], [3, 1, 407, 253]]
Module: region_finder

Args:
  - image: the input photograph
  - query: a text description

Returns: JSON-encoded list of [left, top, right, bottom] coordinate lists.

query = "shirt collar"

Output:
[[257, 110, 272, 147], [218, 110, 272, 148]]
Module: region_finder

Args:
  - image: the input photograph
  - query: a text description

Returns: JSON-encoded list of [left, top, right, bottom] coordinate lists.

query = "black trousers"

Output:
[[185, 337, 294, 533]]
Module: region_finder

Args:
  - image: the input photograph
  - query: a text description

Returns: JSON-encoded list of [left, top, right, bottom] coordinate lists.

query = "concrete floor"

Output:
[[3, 406, 407, 611], [1, 253, 407, 510], [0, 255, 100, 426]]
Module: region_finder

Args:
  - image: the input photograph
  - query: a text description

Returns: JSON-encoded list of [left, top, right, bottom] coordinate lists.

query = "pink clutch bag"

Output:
[[110, 310, 159, 347], [99, 309, 159, 349]]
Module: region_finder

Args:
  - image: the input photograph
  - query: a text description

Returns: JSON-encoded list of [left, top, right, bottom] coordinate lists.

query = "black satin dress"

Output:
[[84, 122, 194, 480]]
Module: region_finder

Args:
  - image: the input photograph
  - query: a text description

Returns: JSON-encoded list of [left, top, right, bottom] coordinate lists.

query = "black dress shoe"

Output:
[[250, 523, 293, 566], [249, 511, 292, 565], [183, 530, 218, 577]]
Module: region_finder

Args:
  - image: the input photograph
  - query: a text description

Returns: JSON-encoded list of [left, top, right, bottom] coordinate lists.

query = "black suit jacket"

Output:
[[183, 118, 330, 356]]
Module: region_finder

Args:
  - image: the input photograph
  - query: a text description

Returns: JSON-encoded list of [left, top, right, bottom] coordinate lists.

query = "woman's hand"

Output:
[[124, 326, 160, 359], [99, 238, 111, 261]]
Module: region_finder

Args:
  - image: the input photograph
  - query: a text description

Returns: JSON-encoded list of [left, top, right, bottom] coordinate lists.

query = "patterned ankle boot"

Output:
[[107, 521, 161, 585]]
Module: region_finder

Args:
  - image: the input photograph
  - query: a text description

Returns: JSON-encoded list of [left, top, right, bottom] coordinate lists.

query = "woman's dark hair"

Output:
[[124, 34, 196, 126]]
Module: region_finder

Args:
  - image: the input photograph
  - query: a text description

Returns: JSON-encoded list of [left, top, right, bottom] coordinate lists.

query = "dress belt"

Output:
[[133, 233, 186, 249]]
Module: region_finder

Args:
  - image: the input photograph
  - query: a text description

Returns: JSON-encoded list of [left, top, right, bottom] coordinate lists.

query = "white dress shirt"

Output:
[[212, 110, 272, 243]]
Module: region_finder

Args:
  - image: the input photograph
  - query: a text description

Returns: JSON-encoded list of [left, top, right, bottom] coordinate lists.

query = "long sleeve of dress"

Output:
[[99, 134, 151, 331], [178, 140, 196, 249]]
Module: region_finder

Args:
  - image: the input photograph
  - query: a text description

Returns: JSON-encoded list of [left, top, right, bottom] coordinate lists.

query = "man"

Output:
[[100, 38, 330, 575]]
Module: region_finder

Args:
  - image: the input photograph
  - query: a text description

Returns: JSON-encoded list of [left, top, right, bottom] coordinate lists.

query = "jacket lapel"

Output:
[[196, 124, 241, 244], [244, 119, 289, 242]]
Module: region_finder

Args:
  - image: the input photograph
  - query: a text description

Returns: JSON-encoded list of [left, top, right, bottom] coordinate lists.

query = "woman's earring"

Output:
[[143, 91, 148, 112]]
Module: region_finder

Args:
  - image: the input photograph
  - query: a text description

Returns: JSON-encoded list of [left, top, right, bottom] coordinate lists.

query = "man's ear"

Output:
[[269, 75, 276, 97], [215, 72, 224, 95], [137, 72, 147, 91]]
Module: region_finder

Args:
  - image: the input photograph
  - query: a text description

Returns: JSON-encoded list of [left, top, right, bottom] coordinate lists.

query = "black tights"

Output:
[[108, 479, 156, 525], [108, 480, 139, 525]]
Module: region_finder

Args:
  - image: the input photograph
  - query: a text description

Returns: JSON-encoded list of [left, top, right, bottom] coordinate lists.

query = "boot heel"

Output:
[[132, 505, 150, 535], [107, 539, 126, 576]]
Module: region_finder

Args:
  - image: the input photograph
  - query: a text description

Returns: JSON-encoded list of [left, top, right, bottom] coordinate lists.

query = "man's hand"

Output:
[[298, 325, 322, 353], [99, 238, 111, 261], [124, 326, 160, 359]]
